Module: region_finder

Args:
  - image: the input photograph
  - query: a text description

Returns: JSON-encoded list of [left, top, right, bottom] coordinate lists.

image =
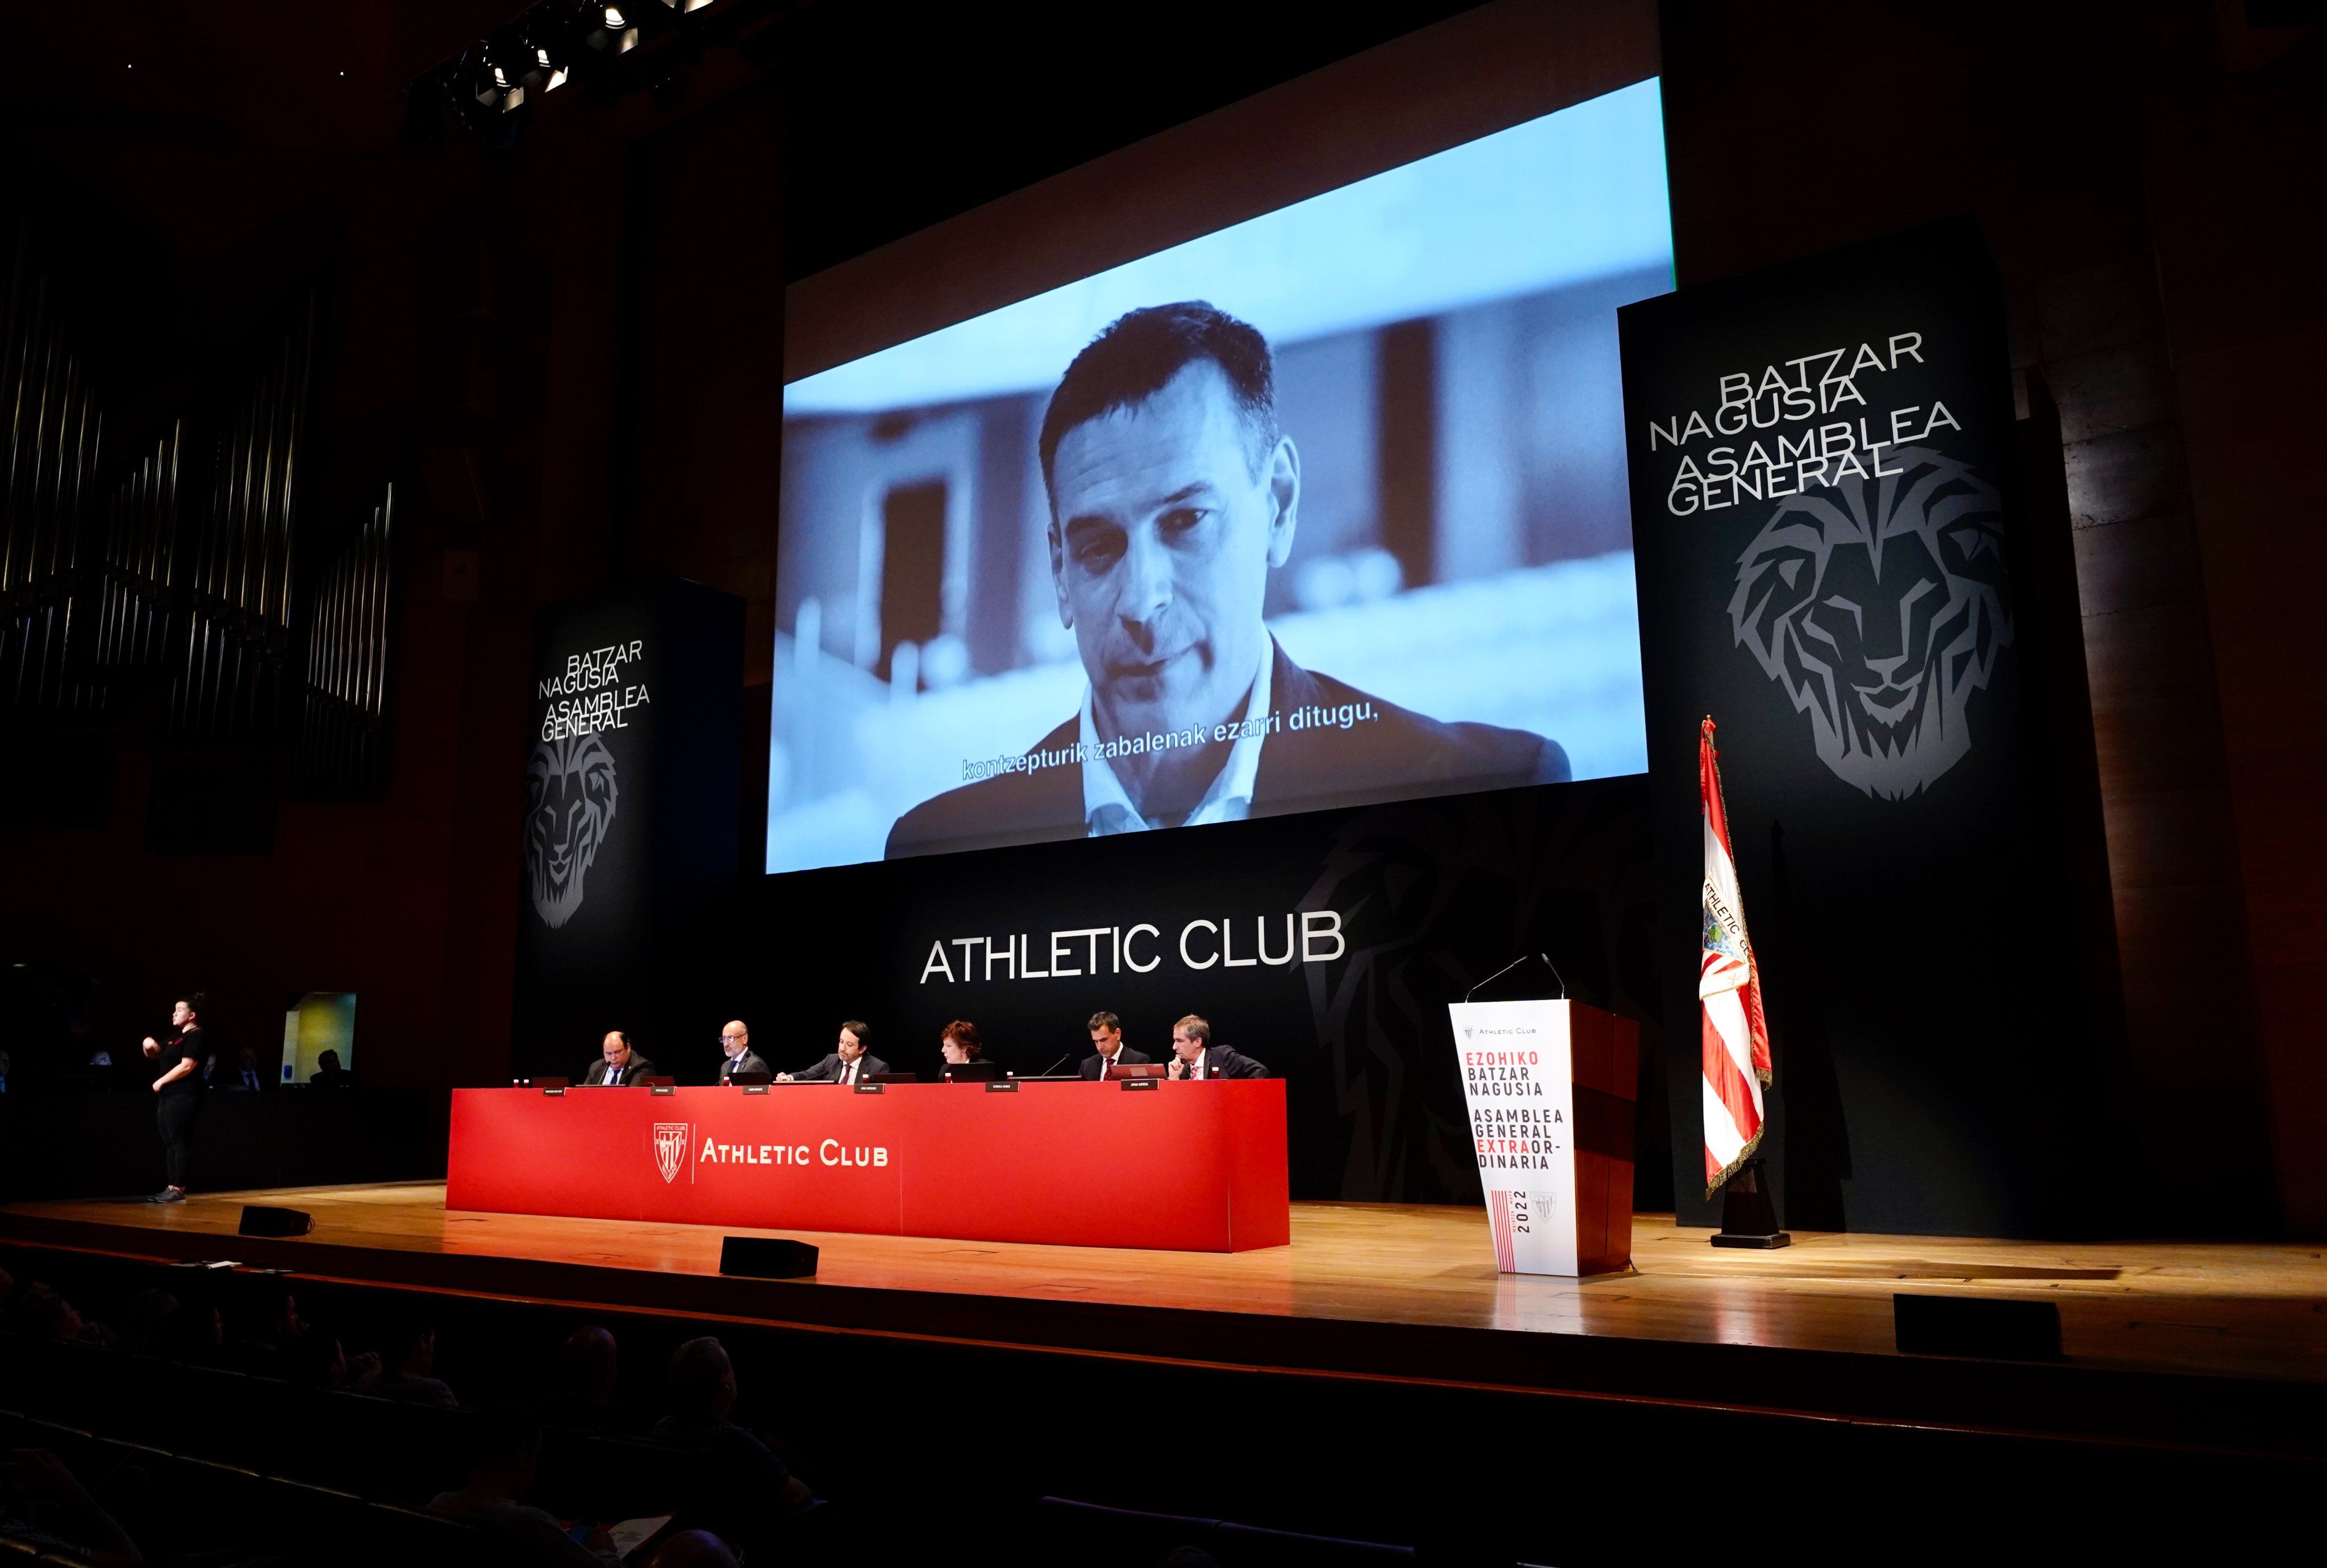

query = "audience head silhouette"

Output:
[[561, 1323, 620, 1403], [668, 1335, 739, 1422]]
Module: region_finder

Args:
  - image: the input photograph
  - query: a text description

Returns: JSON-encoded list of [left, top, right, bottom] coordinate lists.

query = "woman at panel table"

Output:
[[938, 1020, 985, 1073]]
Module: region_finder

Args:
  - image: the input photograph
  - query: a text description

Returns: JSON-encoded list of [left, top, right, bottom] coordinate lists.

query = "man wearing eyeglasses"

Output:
[[716, 1021, 770, 1085]]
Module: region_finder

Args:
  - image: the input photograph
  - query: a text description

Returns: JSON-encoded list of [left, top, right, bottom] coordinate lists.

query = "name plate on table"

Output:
[[1121, 1079, 1157, 1092], [650, 1085, 675, 1096], [541, 1087, 565, 1097], [854, 1082, 884, 1094], [985, 1080, 1019, 1093], [742, 1085, 769, 1096]]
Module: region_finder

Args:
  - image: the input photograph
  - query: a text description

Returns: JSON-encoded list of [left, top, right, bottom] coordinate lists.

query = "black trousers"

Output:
[[156, 1092, 199, 1187]]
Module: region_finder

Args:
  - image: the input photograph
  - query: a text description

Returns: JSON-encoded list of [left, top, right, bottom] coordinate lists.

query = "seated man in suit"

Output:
[[1165, 1014, 1267, 1081], [1078, 1010, 1153, 1079], [778, 1019, 889, 1086], [582, 1029, 657, 1086], [886, 301, 1568, 860], [716, 1020, 770, 1084]]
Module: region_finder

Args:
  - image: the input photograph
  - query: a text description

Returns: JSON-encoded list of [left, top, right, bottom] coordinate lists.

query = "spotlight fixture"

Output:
[[513, 26, 572, 91], [460, 45, 526, 115], [589, 1, 640, 52]]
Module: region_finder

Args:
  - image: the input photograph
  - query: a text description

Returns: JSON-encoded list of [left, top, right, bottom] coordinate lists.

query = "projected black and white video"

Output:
[[769, 80, 1671, 873]]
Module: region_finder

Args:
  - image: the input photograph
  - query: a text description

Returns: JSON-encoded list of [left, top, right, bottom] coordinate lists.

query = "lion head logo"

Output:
[[524, 733, 619, 928], [1728, 448, 2011, 799]]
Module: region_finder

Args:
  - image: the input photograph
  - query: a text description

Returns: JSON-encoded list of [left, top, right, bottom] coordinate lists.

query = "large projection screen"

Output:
[[770, 64, 1669, 874]]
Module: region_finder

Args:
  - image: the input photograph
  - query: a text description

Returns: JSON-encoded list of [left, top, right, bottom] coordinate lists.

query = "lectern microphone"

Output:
[[1465, 952, 1568, 1002]]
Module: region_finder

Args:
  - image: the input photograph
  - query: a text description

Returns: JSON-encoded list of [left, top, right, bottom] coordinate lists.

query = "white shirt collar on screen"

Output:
[[1079, 642, 1273, 837]]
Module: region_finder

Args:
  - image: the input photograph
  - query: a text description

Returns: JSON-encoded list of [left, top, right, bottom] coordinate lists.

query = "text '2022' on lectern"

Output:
[[1446, 998, 1637, 1277]]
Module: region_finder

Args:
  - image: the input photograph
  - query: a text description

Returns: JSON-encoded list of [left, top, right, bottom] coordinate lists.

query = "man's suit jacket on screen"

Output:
[[886, 639, 1570, 858], [1079, 1046, 1154, 1079], [719, 1050, 772, 1083], [581, 1055, 658, 1086], [791, 1052, 890, 1082], [1177, 1045, 1268, 1081]]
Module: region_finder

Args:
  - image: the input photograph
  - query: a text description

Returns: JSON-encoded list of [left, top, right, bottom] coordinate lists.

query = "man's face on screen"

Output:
[[1050, 361, 1298, 737], [603, 1035, 629, 1069], [837, 1029, 864, 1063], [1090, 1025, 1120, 1057], [1171, 1029, 1204, 1065]]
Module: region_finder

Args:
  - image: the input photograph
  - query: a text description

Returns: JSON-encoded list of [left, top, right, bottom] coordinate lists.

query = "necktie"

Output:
[[1100, 1058, 1110, 1081], [843, 1062, 854, 1085]]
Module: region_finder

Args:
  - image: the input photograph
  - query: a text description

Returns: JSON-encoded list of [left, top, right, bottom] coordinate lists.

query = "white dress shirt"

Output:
[[1079, 641, 1273, 836]]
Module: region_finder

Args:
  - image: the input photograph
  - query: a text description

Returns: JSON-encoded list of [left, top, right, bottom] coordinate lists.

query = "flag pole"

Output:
[[1699, 715, 1790, 1249]]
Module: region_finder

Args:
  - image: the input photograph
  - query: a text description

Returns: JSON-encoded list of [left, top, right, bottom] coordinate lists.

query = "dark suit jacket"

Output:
[[791, 1052, 891, 1082], [581, 1054, 658, 1086], [719, 1050, 772, 1083], [886, 639, 1570, 858], [1174, 1044, 1268, 1081], [1079, 1046, 1154, 1079]]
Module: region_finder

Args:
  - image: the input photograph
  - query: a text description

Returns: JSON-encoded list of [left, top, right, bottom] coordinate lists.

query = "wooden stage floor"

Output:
[[6, 1183, 2324, 1454]]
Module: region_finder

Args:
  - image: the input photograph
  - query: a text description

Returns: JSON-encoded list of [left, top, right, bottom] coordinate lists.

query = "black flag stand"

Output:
[[1711, 1157, 1791, 1249]]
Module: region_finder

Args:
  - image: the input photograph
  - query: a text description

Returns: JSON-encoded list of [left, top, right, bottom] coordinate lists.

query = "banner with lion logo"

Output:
[[1619, 219, 2116, 1237]]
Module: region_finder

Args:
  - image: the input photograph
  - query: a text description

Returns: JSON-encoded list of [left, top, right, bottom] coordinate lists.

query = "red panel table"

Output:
[[447, 1080, 1290, 1252]]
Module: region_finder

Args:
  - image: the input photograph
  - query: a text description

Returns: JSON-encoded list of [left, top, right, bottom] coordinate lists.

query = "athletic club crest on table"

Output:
[[653, 1122, 691, 1184]]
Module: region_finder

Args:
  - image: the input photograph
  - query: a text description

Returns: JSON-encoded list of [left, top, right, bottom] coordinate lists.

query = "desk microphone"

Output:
[[1035, 1053, 1070, 1079]]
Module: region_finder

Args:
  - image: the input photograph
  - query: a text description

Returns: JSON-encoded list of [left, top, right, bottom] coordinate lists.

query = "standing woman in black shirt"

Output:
[[141, 994, 208, 1203]]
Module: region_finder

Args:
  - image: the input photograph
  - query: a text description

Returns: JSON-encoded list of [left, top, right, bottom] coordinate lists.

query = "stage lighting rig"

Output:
[[411, 0, 782, 151]]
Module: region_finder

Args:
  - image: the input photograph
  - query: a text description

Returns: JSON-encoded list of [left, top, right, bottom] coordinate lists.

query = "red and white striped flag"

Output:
[[1699, 717, 1771, 1195]]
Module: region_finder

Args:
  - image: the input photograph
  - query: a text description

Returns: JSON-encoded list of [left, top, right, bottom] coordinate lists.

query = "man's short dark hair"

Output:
[[1174, 1014, 1211, 1045], [181, 992, 208, 1016], [841, 1019, 870, 1044], [1038, 302, 1277, 503], [1087, 1011, 1120, 1033]]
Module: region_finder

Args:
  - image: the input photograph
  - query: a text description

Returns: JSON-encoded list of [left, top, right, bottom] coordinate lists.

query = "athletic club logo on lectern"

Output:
[[653, 1123, 691, 1185]]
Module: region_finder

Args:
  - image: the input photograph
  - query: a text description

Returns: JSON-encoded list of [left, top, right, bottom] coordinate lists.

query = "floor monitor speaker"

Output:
[[238, 1206, 313, 1238], [719, 1236, 819, 1279], [1894, 1293, 2062, 1360]]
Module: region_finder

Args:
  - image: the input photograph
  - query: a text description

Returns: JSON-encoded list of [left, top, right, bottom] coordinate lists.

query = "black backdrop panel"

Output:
[[514, 578, 743, 1079], [1621, 221, 2121, 1238], [715, 775, 1657, 1206]]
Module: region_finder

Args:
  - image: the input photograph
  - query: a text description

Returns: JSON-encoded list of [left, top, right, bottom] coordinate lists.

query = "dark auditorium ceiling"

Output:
[[0, 3, 527, 258]]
